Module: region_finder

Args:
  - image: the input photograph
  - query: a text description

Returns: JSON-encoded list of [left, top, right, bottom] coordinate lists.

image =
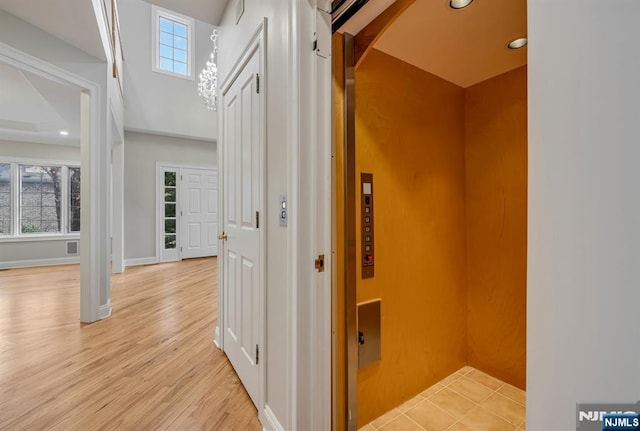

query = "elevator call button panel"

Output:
[[361, 173, 374, 278]]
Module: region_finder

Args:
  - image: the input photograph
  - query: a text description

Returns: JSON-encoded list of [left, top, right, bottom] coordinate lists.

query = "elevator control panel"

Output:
[[361, 173, 374, 278]]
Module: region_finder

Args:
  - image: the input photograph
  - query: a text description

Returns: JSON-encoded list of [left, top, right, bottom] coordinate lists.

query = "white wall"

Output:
[[119, 0, 218, 141], [123, 131, 216, 261], [218, 2, 293, 428], [0, 141, 80, 161], [528, 1, 640, 429], [218, 2, 331, 430]]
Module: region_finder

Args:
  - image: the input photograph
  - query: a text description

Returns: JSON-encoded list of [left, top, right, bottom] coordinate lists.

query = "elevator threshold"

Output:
[[359, 367, 526, 431]]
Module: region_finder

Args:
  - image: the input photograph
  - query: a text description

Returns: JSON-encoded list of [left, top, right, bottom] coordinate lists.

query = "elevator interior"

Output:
[[333, 0, 528, 429]]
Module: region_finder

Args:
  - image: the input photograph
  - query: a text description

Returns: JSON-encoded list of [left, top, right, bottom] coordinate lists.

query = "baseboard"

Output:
[[262, 405, 285, 431], [124, 257, 157, 267], [214, 326, 221, 349], [99, 300, 112, 320], [0, 256, 80, 270]]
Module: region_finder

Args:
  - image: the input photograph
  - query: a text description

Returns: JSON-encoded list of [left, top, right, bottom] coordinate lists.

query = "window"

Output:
[[69, 167, 81, 232], [163, 171, 177, 249], [152, 6, 194, 79], [20, 165, 62, 233], [0, 161, 80, 238], [0, 163, 10, 235]]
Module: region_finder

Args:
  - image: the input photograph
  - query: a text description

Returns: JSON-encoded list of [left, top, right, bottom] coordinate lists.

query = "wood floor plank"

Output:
[[0, 258, 261, 431]]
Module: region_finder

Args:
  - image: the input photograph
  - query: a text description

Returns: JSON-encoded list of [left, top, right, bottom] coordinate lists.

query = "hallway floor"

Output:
[[0, 258, 261, 430], [360, 367, 526, 431]]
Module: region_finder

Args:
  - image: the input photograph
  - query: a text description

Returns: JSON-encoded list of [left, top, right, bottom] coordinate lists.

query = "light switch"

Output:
[[279, 194, 288, 227]]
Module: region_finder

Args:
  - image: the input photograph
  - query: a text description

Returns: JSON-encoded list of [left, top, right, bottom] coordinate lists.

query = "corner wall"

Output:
[[465, 66, 527, 389], [355, 49, 468, 425]]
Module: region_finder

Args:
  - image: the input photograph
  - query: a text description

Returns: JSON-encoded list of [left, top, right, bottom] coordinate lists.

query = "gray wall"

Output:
[[0, 141, 80, 161], [0, 141, 81, 267], [529, 1, 640, 429], [119, 0, 218, 141], [124, 131, 216, 261]]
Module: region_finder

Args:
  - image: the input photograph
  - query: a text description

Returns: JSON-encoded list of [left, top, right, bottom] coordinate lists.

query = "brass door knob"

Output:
[[218, 233, 228, 241]]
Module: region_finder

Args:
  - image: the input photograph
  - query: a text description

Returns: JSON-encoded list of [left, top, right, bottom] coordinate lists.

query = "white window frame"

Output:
[[151, 5, 195, 80], [0, 157, 81, 242]]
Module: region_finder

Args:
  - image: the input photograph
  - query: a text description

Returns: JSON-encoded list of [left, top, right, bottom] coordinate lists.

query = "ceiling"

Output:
[[0, 0, 106, 60], [0, 62, 80, 147], [145, 0, 230, 25], [374, 0, 527, 88]]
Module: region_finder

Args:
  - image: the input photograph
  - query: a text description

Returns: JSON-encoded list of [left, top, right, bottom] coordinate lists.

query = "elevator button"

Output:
[[365, 216, 370, 223], [365, 255, 373, 262]]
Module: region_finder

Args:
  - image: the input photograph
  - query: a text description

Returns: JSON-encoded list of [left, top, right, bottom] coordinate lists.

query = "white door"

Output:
[[222, 47, 262, 407], [180, 168, 217, 259]]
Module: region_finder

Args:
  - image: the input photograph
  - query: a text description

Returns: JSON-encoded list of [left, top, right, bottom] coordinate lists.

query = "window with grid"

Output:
[[20, 165, 62, 234], [163, 171, 177, 249], [69, 167, 81, 232], [153, 7, 193, 78], [0, 163, 10, 235]]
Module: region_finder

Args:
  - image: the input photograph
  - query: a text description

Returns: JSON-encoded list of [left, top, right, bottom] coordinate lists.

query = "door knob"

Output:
[[218, 233, 228, 241]]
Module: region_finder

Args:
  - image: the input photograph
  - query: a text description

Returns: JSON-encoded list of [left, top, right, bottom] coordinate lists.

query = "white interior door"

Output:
[[180, 168, 217, 259], [222, 47, 261, 407]]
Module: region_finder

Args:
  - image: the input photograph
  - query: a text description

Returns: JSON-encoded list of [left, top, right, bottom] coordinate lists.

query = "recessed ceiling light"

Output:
[[59, 130, 69, 136], [450, 0, 474, 9], [508, 37, 528, 49]]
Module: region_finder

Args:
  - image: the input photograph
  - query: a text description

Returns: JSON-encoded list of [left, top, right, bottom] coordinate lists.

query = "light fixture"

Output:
[[197, 30, 218, 111], [450, 0, 474, 9], [508, 37, 528, 49], [59, 130, 69, 136]]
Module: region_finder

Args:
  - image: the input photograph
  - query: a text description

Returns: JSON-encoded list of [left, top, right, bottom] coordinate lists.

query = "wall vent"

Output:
[[66, 241, 79, 255]]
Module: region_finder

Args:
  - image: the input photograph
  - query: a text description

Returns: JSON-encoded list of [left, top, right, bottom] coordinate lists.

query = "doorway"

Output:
[[156, 164, 218, 263], [0, 45, 108, 323], [333, 1, 528, 429]]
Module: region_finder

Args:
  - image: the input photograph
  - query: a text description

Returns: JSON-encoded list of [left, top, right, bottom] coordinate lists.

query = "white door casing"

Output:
[[221, 32, 264, 409], [181, 168, 218, 259]]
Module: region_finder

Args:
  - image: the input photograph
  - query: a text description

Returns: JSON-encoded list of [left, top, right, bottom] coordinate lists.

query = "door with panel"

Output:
[[221, 45, 262, 407], [180, 168, 217, 259]]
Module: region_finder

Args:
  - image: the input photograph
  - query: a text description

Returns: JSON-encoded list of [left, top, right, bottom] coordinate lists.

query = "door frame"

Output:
[[216, 18, 267, 420], [0, 42, 107, 323], [155, 162, 217, 263]]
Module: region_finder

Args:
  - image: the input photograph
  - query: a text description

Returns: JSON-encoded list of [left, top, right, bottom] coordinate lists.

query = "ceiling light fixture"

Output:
[[197, 30, 218, 111], [59, 130, 69, 136], [450, 0, 474, 9], [508, 37, 528, 49]]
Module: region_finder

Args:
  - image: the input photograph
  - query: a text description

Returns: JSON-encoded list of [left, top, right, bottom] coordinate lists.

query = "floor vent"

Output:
[[66, 241, 79, 255]]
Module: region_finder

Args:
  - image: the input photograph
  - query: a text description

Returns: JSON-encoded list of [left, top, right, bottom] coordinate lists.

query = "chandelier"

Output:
[[198, 30, 218, 111]]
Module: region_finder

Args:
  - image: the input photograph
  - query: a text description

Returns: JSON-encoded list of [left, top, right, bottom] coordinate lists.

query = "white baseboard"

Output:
[[214, 326, 221, 349], [99, 300, 112, 320], [0, 256, 80, 270], [124, 257, 157, 267], [262, 405, 285, 431]]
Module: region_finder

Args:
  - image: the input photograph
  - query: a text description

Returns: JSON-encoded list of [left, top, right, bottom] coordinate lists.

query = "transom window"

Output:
[[152, 6, 194, 79]]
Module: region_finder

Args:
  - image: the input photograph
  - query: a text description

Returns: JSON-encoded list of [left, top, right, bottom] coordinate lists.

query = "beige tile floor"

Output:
[[359, 367, 526, 431]]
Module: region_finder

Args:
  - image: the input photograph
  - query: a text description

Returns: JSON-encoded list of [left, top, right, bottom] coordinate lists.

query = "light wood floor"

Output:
[[0, 258, 261, 431]]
